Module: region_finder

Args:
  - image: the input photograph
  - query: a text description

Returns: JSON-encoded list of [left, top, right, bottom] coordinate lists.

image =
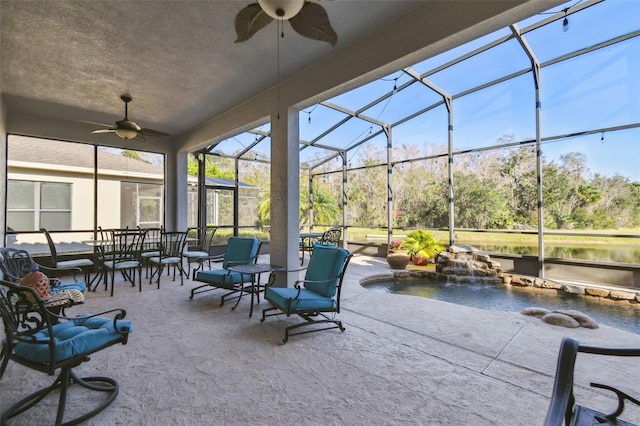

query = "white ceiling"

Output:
[[0, 1, 562, 150]]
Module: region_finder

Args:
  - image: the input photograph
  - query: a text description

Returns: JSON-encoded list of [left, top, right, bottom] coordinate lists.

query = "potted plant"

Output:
[[386, 240, 410, 269], [403, 230, 443, 266]]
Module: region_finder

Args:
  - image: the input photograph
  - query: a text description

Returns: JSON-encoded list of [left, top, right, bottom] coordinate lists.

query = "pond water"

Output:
[[363, 279, 640, 335], [471, 243, 640, 264]]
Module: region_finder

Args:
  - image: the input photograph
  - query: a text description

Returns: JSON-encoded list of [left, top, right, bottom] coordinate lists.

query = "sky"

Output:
[[221, 0, 640, 182]]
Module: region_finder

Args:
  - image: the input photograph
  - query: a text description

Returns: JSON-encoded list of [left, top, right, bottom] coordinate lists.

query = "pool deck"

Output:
[[1, 254, 639, 425]]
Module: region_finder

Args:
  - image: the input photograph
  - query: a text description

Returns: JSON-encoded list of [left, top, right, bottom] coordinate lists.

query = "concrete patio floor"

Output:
[[1, 254, 639, 425]]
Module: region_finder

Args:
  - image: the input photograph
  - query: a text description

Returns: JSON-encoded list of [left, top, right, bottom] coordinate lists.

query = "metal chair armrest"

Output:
[[35, 262, 83, 282]]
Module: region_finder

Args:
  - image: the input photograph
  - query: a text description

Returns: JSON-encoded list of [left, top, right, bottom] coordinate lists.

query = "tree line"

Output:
[[194, 136, 640, 231]]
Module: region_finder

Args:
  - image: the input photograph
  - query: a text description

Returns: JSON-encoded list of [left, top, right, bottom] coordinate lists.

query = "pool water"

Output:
[[364, 279, 640, 334]]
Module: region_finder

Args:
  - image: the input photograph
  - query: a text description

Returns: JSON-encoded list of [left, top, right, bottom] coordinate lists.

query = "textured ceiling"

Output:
[[0, 0, 424, 139]]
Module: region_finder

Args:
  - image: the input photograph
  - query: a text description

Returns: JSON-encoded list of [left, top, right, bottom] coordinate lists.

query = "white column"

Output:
[[270, 108, 300, 285]]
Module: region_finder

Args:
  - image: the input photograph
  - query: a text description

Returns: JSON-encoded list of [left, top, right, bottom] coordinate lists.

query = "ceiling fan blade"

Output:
[[235, 3, 273, 43], [91, 128, 116, 134], [140, 128, 170, 137], [290, 2, 337, 46], [81, 120, 114, 128], [134, 133, 146, 142]]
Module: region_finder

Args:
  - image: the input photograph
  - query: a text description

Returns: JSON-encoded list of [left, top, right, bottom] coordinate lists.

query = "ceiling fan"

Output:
[[90, 95, 170, 141], [235, 0, 337, 46]]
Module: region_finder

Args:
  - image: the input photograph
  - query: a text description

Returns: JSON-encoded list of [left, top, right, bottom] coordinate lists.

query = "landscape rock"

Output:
[[553, 309, 598, 329], [520, 307, 550, 317], [539, 280, 563, 290], [563, 284, 585, 295], [585, 287, 610, 297], [541, 312, 580, 328], [610, 290, 636, 300]]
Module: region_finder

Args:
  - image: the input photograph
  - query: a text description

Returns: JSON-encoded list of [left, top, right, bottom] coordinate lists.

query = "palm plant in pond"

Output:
[[403, 230, 444, 265]]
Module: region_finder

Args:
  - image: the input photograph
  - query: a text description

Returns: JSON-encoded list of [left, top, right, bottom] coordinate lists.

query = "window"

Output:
[[7, 180, 71, 231], [120, 182, 163, 229]]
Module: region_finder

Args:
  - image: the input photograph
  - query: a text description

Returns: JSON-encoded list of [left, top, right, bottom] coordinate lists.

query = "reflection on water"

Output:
[[364, 279, 640, 335], [472, 243, 640, 264]]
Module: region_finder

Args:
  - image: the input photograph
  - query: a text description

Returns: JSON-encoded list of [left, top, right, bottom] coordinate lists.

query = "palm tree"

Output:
[[258, 185, 339, 226]]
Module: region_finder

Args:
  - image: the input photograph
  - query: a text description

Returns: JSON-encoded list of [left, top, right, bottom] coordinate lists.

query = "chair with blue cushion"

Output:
[[0, 247, 87, 295], [0, 279, 132, 425], [544, 337, 640, 426], [190, 236, 261, 306], [41, 228, 95, 284], [102, 228, 146, 296], [261, 246, 352, 344], [139, 226, 163, 278], [183, 226, 217, 278], [148, 230, 188, 288], [300, 227, 342, 265]]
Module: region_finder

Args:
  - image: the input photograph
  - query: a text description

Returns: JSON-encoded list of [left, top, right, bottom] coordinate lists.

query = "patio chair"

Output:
[[102, 228, 146, 296], [0, 279, 132, 425], [139, 226, 163, 278], [261, 246, 352, 344], [183, 226, 217, 277], [0, 247, 86, 296], [40, 227, 95, 284], [148, 230, 188, 288], [300, 227, 342, 265], [544, 336, 640, 426], [0, 248, 87, 381], [190, 236, 261, 306]]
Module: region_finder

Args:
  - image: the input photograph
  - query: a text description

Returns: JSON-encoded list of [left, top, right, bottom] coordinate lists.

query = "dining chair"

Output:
[[102, 229, 146, 296], [148, 230, 188, 288], [40, 227, 94, 283], [139, 226, 163, 278], [182, 226, 217, 277]]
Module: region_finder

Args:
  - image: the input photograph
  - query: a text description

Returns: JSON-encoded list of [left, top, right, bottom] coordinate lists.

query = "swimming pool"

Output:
[[363, 279, 640, 334]]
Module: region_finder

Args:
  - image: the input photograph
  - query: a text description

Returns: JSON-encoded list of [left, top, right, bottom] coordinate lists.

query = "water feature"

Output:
[[362, 279, 639, 334]]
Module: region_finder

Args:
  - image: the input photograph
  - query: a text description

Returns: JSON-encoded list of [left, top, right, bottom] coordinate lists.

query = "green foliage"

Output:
[[257, 183, 339, 226], [122, 150, 149, 163], [402, 230, 444, 260], [187, 154, 234, 179]]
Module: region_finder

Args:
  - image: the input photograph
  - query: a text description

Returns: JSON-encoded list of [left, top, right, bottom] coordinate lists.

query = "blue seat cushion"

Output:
[[149, 256, 182, 265], [195, 269, 251, 287], [140, 251, 160, 258], [183, 250, 208, 259], [14, 315, 133, 364], [103, 260, 141, 270], [57, 258, 94, 268], [265, 287, 336, 312], [52, 281, 87, 293], [312, 241, 338, 248]]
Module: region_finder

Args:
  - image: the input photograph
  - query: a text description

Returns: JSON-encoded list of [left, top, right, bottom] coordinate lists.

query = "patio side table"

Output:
[[227, 263, 285, 317]]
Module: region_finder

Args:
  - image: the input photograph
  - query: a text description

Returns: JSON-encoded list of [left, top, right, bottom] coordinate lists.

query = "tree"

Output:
[[187, 154, 234, 179]]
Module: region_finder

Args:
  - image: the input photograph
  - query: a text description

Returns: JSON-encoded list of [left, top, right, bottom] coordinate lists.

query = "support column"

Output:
[[270, 109, 300, 285], [341, 150, 348, 248], [197, 153, 206, 232], [168, 150, 189, 231], [385, 125, 393, 246]]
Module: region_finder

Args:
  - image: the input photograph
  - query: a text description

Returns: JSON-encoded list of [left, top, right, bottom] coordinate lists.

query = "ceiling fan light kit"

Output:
[[257, 0, 305, 19], [235, 1, 337, 46], [89, 94, 169, 141], [114, 127, 138, 140]]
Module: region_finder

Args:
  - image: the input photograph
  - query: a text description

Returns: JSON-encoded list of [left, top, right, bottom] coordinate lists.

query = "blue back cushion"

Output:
[[223, 237, 259, 268], [304, 246, 349, 298]]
